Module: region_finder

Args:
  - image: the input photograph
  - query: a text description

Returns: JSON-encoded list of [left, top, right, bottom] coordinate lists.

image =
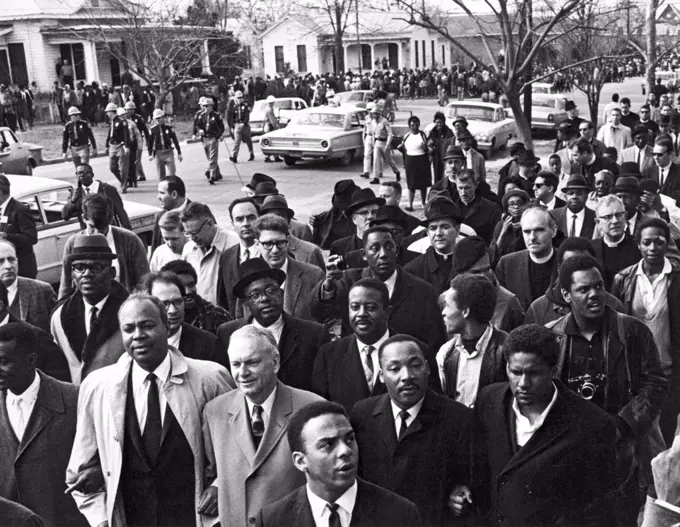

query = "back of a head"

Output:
[[254, 213, 289, 237], [503, 324, 560, 368], [82, 193, 112, 224], [164, 176, 186, 198], [557, 237, 595, 264], [160, 259, 197, 280]]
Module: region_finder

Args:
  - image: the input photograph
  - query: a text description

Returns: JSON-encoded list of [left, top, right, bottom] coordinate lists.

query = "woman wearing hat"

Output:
[[398, 116, 434, 211], [427, 111, 455, 183], [490, 189, 530, 259]]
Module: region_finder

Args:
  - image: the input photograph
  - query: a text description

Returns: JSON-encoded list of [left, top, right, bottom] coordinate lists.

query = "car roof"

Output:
[[300, 106, 362, 116], [446, 101, 504, 110], [7, 175, 72, 198]]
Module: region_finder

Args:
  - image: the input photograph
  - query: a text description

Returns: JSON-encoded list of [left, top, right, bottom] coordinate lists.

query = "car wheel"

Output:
[[338, 149, 355, 167], [283, 156, 297, 166]]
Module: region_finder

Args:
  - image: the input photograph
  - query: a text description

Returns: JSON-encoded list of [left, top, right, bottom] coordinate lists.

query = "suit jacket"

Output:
[[495, 250, 557, 311], [455, 194, 501, 245], [218, 243, 243, 313], [11, 277, 56, 333], [0, 372, 86, 527], [202, 381, 323, 527], [66, 348, 235, 527], [642, 161, 680, 197], [621, 145, 655, 174], [178, 322, 229, 368], [287, 236, 325, 271], [258, 478, 422, 527], [571, 156, 619, 188], [471, 382, 618, 526], [61, 181, 132, 231], [550, 206, 597, 239], [403, 247, 456, 295], [290, 219, 313, 242], [0, 497, 44, 527], [282, 259, 325, 321], [350, 391, 471, 526], [641, 496, 680, 527], [216, 313, 329, 392], [1, 198, 37, 279], [330, 233, 361, 258]]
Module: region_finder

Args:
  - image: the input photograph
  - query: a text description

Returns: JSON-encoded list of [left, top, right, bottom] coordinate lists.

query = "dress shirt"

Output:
[[307, 480, 358, 527], [356, 330, 390, 388], [655, 500, 680, 516], [627, 212, 639, 236], [0, 313, 9, 326], [83, 180, 101, 196], [512, 382, 558, 447], [6, 371, 40, 441], [239, 241, 260, 264], [254, 314, 284, 345], [390, 396, 425, 438], [168, 325, 182, 351], [83, 295, 109, 335], [279, 258, 289, 292], [454, 324, 494, 407], [131, 351, 171, 429], [567, 207, 586, 237], [543, 195, 557, 210], [6, 278, 17, 309], [382, 270, 398, 298], [245, 384, 277, 430], [635, 257, 672, 312], [635, 147, 646, 172], [104, 228, 120, 278]]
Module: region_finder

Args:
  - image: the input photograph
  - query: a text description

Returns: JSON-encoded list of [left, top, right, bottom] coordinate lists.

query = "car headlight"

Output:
[[261, 138, 270, 146], [475, 134, 489, 141], [547, 114, 554, 122], [321, 140, 329, 148]]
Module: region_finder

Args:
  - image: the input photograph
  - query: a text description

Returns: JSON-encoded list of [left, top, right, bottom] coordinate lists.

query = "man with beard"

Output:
[[351, 334, 471, 526], [550, 175, 597, 239]]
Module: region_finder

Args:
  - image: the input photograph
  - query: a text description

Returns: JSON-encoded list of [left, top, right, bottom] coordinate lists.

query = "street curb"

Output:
[[42, 139, 199, 166]]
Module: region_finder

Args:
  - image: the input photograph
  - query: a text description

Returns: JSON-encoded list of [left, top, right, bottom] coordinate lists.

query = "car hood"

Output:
[[124, 200, 161, 218], [264, 126, 353, 139]]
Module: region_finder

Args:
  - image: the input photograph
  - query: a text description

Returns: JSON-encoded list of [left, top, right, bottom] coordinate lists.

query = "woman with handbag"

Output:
[[399, 115, 433, 210]]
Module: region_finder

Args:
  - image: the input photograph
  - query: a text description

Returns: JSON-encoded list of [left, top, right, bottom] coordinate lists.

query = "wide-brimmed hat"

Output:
[[632, 124, 649, 137], [452, 116, 468, 126], [452, 235, 488, 274], [565, 100, 577, 111], [443, 145, 465, 161], [233, 258, 286, 299], [618, 162, 642, 179], [611, 176, 642, 195], [369, 205, 409, 230], [561, 175, 590, 191], [67, 234, 117, 264], [261, 195, 294, 219], [332, 179, 359, 210], [421, 198, 463, 226], [457, 129, 474, 141], [501, 189, 530, 210], [345, 188, 385, 216], [254, 182, 280, 198], [247, 173, 277, 191], [510, 142, 526, 156], [516, 149, 540, 166]]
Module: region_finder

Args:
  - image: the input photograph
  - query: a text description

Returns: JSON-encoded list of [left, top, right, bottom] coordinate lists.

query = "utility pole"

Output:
[[355, 0, 362, 75]]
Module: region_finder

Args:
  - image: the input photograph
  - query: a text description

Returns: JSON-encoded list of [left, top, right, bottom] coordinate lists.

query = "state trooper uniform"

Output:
[[104, 103, 131, 192], [148, 108, 182, 180], [364, 102, 400, 184], [125, 101, 150, 182], [193, 97, 225, 184], [62, 106, 96, 168], [226, 90, 254, 162]]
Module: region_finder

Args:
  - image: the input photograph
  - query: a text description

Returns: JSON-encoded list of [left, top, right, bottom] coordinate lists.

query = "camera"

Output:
[[568, 373, 607, 401], [336, 257, 347, 271]]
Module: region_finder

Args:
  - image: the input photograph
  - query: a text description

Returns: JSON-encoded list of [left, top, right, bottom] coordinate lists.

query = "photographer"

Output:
[[546, 254, 668, 526]]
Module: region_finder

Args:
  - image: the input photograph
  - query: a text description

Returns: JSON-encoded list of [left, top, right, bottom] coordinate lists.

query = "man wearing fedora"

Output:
[[51, 233, 130, 384], [330, 188, 385, 258], [622, 125, 655, 173], [252, 181, 279, 208], [243, 173, 276, 198], [226, 90, 254, 163], [513, 149, 541, 196], [310, 179, 359, 249], [259, 195, 324, 269], [643, 136, 680, 197], [550, 174, 597, 239], [568, 138, 619, 187], [458, 129, 486, 183], [217, 258, 329, 392], [554, 120, 576, 154]]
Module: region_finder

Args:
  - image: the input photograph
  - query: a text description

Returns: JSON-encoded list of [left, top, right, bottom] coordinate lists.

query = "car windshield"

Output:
[[534, 98, 558, 108], [252, 100, 295, 112], [446, 106, 495, 122], [288, 113, 346, 128], [335, 92, 365, 102]]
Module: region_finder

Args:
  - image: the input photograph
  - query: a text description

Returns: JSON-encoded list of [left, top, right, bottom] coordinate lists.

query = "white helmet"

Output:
[[266, 95, 276, 103]]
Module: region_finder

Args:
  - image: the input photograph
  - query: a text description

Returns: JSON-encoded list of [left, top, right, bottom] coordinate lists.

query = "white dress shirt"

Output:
[[254, 315, 285, 345], [6, 278, 17, 309], [239, 241, 260, 264], [0, 196, 11, 218], [307, 480, 358, 527], [6, 372, 40, 440], [543, 195, 557, 210], [83, 295, 109, 335], [391, 397, 425, 438], [566, 207, 586, 237], [168, 324, 182, 351], [82, 180, 101, 196], [356, 330, 390, 389], [512, 382, 558, 447], [454, 325, 495, 407], [245, 384, 278, 430], [279, 258, 289, 292], [131, 352, 172, 429], [659, 165, 671, 187], [627, 212, 639, 236], [382, 270, 398, 298], [635, 257, 672, 311]]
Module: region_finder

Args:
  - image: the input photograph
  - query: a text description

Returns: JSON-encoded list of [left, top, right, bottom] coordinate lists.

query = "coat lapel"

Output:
[[251, 382, 291, 474], [0, 392, 19, 448], [109, 361, 130, 447], [389, 269, 410, 311], [16, 278, 28, 321], [284, 261, 303, 315], [229, 393, 256, 465], [372, 395, 398, 453], [16, 373, 62, 459], [292, 487, 316, 527], [279, 315, 300, 369]]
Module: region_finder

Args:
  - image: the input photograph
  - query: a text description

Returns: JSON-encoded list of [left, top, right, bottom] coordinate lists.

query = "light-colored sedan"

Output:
[[0, 127, 43, 175], [10, 175, 160, 286], [259, 107, 367, 166], [331, 90, 374, 106], [529, 95, 568, 131], [249, 97, 308, 135], [426, 101, 517, 155]]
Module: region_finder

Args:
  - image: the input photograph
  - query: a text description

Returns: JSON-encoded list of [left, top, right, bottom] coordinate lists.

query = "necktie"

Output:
[[243, 247, 250, 262], [327, 503, 341, 527], [637, 149, 641, 169], [142, 373, 162, 464], [570, 214, 577, 237], [362, 345, 375, 390], [398, 409, 410, 440], [12, 397, 26, 440], [88, 306, 98, 335], [251, 404, 264, 448], [74, 122, 79, 141], [84, 187, 90, 195], [660, 167, 666, 187]]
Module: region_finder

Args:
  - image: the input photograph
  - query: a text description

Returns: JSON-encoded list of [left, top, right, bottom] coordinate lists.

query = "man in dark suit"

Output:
[[643, 135, 680, 197], [151, 175, 190, 252], [621, 125, 655, 173], [330, 188, 385, 258], [550, 175, 597, 239], [0, 176, 37, 279], [0, 497, 45, 527], [450, 168, 501, 245], [61, 163, 131, 230], [0, 322, 87, 527], [350, 334, 470, 526], [218, 258, 329, 391], [309, 179, 359, 250], [139, 272, 229, 368], [312, 225, 446, 355], [532, 170, 565, 210], [258, 400, 422, 527], [568, 138, 619, 187], [452, 324, 617, 526]]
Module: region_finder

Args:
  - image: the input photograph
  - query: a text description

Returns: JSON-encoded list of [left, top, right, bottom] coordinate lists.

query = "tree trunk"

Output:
[[505, 82, 534, 149], [646, 0, 658, 95], [588, 85, 600, 125], [334, 4, 345, 75]]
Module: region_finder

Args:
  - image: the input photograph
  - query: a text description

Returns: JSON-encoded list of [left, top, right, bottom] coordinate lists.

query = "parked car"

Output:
[[642, 70, 679, 94], [249, 97, 308, 135], [259, 107, 367, 166], [425, 101, 517, 156], [331, 90, 374, 106], [0, 127, 43, 175], [9, 175, 160, 286]]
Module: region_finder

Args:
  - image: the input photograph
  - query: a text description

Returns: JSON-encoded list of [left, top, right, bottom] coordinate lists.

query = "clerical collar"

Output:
[[433, 248, 454, 260], [529, 248, 554, 264], [604, 233, 626, 247]]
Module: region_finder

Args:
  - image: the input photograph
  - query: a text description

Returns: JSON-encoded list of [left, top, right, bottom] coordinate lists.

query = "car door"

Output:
[[0, 129, 28, 175]]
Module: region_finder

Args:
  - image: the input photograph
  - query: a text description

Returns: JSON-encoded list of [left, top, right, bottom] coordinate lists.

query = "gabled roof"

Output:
[[0, 0, 124, 20], [260, 15, 323, 39], [657, 2, 680, 23]]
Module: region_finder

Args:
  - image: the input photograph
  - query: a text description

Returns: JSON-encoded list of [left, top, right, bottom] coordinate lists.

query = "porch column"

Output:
[[83, 41, 98, 83], [201, 39, 212, 76], [370, 43, 375, 70], [343, 44, 349, 70]]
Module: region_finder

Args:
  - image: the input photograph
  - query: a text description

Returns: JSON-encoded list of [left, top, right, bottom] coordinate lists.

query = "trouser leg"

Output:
[[363, 137, 374, 175]]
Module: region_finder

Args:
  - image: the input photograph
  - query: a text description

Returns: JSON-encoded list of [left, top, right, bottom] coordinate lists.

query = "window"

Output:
[[60, 44, 86, 82], [297, 45, 307, 72], [442, 44, 445, 65], [37, 189, 74, 226], [422, 41, 426, 67], [18, 196, 44, 227], [0, 50, 10, 85], [275, 46, 285, 73]]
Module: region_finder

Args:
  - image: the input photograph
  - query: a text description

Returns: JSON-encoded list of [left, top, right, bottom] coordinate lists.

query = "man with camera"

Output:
[[546, 254, 668, 526]]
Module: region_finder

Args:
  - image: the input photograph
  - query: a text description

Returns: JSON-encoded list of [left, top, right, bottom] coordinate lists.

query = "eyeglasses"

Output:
[[160, 298, 184, 310], [246, 286, 280, 302], [72, 262, 109, 274], [533, 182, 547, 188], [184, 219, 210, 238], [652, 152, 667, 157], [599, 211, 626, 222], [259, 239, 289, 251]]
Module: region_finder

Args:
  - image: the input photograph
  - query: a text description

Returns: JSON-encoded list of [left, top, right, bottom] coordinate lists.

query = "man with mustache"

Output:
[[350, 334, 471, 526]]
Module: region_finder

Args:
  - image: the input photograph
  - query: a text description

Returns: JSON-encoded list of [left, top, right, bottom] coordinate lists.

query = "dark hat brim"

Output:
[[610, 185, 642, 195], [345, 197, 386, 216], [233, 268, 286, 299], [420, 212, 463, 227], [261, 205, 295, 218], [562, 184, 590, 191]]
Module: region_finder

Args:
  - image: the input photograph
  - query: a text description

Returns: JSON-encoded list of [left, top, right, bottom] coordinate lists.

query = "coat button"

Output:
[[249, 518, 256, 524], [525, 485, 532, 494], [496, 515, 504, 523]]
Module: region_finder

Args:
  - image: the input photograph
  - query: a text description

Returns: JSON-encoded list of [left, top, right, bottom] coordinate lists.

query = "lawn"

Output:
[[18, 117, 197, 161]]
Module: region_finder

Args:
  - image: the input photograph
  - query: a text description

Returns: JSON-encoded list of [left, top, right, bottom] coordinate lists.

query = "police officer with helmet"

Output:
[[62, 106, 96, 168], [148, 108, 182, 180], [125, 100, 150, 182], [193, 96, 225, 184], [104, 102, 131, 192]]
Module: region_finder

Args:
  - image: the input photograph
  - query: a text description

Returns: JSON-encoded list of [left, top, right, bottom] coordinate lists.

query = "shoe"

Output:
[[205, 170, 211, 180], [248, 153, 255, 161], [360, 173, 370, 179], [229, 155, 237, 163], [208, 177, 215, 185], [405, 206, 414, 212], [369, 178, 380, 185], [264, 158, 272, 163], [395, 171, 401, 182], [138, 176, 146, 182]]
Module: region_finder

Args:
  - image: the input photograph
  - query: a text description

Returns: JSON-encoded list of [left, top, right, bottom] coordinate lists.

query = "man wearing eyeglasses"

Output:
[[643, 136, 680, 197], [251, 214, 324, 322], [577, 120, 606, 158], [51, 233, 130, 384]]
